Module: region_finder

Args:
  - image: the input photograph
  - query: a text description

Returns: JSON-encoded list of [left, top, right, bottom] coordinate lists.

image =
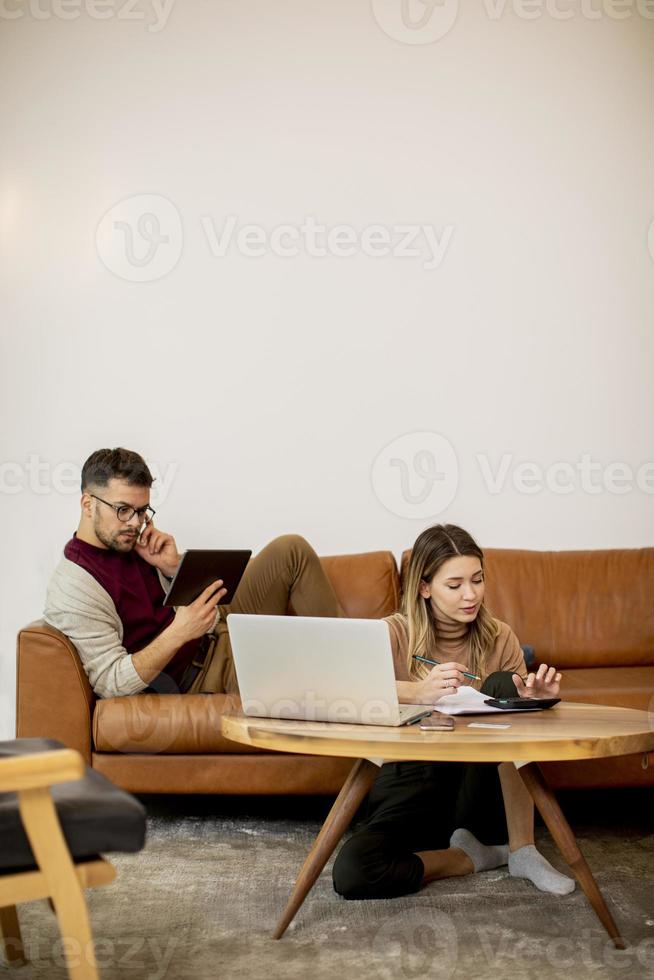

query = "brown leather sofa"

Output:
[[15, 547, 654, 794]]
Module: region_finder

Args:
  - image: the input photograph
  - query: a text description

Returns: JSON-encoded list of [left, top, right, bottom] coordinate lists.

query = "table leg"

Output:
[[518, 762, 626, 950], [273, 757, 379, 940]]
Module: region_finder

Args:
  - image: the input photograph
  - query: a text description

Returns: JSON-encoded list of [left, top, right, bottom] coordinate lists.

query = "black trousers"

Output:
[[332, 671, 518, 900]]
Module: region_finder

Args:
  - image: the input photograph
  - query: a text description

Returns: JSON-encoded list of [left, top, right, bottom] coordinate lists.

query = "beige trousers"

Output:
[[188, 534, 345, 695]]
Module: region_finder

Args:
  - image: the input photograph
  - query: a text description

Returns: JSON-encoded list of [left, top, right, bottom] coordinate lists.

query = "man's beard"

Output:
[[94, 519, 138, 553]]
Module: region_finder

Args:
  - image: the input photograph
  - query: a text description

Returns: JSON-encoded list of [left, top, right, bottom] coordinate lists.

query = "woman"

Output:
[[332, 524, 574, 900]]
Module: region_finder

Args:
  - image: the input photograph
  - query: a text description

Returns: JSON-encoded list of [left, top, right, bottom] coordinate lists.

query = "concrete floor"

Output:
[[7, 788, 654, 980]]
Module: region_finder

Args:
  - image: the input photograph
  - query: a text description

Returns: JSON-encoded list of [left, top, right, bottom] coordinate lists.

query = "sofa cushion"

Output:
[[485, 547, 654, 670], [93, 693, 267, 755], [320, 551, 400, 618], [560, 666, 654, 712], [0, 738, 146, 871]]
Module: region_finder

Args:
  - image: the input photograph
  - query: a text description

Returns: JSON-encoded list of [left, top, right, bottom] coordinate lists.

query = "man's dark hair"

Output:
[[81, 448, 154, 492]]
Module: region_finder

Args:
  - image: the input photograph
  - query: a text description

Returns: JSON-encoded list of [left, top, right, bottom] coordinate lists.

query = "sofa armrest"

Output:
[[16, 621, 95, 764]]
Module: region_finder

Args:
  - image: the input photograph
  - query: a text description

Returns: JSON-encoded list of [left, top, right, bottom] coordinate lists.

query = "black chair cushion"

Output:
[[0, 738, 146, 872]]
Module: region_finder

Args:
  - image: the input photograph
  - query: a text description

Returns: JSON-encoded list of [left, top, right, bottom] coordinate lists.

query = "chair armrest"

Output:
[[16, 621, 96, 764], [0, 748, 84, 793]]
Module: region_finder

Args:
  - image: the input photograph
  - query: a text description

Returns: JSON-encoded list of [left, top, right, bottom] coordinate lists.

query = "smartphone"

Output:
[[418, 714, 455, 731]]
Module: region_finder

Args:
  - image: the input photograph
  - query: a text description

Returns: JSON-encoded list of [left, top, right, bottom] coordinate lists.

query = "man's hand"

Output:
[[512, 664, 562, 699], [168, 580, 227, 645], [134, 522, 182, 578]]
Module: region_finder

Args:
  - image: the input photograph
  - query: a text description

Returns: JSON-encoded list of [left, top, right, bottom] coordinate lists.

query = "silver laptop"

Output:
[[227, 614, 432, 727]]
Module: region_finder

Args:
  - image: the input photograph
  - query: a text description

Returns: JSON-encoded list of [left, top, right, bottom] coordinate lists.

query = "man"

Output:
[[44, 447, 344, 698]]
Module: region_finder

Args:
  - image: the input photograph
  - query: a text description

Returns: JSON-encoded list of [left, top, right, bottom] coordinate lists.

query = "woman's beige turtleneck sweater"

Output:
[[384, 611, 527, 690]]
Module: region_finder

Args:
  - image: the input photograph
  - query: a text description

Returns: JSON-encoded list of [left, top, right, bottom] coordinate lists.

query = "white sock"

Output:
[[509, 844, 576, 895], [449, 828, 509, 872]]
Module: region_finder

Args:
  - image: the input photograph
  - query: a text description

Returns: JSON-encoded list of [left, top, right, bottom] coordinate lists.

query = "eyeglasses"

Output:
[[90, 494, 156, 525]]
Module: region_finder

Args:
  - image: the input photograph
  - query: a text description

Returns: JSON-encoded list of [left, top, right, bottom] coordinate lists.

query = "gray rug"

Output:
[[7, 792, 654, 980]]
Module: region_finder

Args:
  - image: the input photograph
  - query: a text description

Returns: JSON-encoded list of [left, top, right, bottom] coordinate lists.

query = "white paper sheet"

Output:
[[417, 685, 531, 716]]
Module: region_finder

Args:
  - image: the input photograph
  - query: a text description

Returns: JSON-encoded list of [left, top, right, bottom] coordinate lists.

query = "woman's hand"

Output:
[[415, 661, 468, 703], [512, 664, 562, 699]]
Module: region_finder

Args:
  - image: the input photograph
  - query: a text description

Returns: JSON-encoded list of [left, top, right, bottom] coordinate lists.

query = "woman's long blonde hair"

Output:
[[402, 524, 499, 681]]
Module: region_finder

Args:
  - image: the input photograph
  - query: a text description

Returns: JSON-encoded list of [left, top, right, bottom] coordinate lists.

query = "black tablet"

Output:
[[163, 549, 252, 607]]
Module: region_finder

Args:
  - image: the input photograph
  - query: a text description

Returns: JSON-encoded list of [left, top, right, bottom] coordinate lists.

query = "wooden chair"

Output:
[[0, 738, 146, 979]]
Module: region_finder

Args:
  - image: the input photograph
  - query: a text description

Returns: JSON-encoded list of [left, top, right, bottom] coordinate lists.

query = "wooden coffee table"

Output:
[[222, 702, 654, 949]]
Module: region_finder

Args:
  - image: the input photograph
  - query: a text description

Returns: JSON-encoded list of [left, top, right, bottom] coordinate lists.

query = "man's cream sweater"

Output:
[[44, 556, 170, 699]]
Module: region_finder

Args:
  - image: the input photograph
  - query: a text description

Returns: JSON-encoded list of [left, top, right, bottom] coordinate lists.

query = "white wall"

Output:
[[2, 0, 653, 738]]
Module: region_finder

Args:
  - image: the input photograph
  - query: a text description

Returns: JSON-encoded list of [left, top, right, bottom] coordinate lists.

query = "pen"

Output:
[[413, 654, 481, 682]]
